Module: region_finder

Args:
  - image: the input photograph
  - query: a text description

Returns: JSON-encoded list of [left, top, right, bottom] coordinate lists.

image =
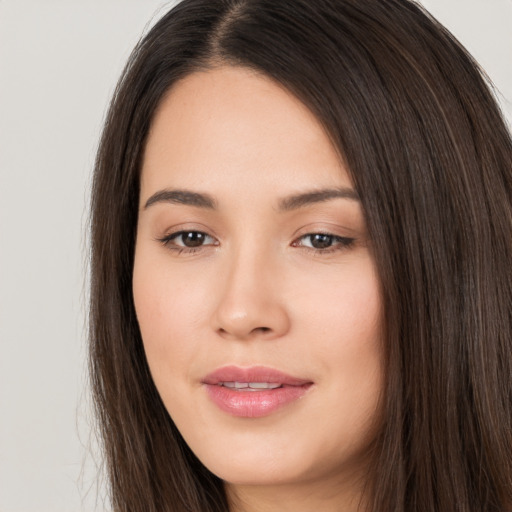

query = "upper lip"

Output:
[[202, 365, 312, 386]]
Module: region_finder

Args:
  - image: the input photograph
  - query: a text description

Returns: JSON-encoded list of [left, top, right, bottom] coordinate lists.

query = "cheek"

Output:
[[292, 255, 382, 350], [132, 251, 209, 381], [294, 258, 383, 427]]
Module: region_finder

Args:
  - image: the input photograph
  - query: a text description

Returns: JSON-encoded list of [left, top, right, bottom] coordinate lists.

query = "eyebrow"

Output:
[[278, 187, 359, 211], [144, 189, 217, 209], [143, 186, 359, 211]]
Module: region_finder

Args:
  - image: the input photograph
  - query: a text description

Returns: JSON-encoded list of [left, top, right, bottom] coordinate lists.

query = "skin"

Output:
[[133, 66, 383, 512]]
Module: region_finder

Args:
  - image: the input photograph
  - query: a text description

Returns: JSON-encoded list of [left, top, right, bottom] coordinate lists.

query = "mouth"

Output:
[[202, 365, 313, 418], [216, 381, 283, 391]]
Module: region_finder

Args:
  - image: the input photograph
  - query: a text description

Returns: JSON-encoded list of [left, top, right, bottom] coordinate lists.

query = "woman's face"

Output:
[[133, 66, 383, 496]]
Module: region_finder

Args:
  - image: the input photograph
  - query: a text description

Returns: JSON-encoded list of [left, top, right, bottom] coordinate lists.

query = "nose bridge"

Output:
[[212, 238, 289, 340]]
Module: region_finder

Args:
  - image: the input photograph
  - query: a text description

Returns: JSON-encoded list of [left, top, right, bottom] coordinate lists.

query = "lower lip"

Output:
[[204, 384, 311, 418]]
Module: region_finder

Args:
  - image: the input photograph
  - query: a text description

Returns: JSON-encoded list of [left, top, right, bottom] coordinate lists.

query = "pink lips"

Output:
[[202, 365, 313, 418]]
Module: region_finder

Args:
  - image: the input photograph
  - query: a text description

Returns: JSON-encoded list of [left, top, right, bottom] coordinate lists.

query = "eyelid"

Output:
[[157, 222, 218, 240], [291, 222, 359, 240]]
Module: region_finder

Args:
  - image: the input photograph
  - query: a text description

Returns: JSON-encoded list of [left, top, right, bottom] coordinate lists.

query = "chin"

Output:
[[185, 425, 365, 489], [206, 454, 311, 486]]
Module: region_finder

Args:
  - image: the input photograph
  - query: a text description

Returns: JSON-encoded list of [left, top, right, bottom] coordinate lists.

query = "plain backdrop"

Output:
[[0, 1, 510, 511]]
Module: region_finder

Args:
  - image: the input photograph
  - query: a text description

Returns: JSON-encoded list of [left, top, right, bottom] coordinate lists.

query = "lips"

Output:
[[202, 365, 313, 418]]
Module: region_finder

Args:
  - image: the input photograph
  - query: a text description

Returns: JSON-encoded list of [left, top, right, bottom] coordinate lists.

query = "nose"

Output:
[[211, 250, 291, 341]]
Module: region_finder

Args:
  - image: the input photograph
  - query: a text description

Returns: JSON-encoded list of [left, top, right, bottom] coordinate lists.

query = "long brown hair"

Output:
[[89, 0, 512, 510]]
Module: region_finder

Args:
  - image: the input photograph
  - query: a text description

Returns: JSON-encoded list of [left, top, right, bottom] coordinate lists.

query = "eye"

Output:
[[293, 233, 355, 252], [172, 231, 212, 247], [159, 230, 217, 251]]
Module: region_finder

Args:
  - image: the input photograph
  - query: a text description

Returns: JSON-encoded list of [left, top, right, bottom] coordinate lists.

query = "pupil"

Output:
[[183, 232, 204, 247], [311, 234, 332, 249]]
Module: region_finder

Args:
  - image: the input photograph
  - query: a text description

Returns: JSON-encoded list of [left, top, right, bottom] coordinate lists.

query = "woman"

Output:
[[89, 0, 512, 510]]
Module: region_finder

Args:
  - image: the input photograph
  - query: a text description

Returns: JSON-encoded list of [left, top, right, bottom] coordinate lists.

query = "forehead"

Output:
[[141, 66, 351, 200]]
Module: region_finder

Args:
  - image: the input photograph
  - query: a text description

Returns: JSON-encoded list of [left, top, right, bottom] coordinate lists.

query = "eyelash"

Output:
[[158, 230, 355, 255], [292, 233, 355, 254], [158, 231, 217, 255]]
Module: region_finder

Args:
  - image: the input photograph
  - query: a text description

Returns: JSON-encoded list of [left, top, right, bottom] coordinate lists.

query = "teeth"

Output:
[[248, 382, 281, 389], [219, 382, 282, 390]]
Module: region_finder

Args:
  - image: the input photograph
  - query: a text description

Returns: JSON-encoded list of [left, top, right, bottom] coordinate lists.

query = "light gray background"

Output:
[[0, 1, 510, 511]]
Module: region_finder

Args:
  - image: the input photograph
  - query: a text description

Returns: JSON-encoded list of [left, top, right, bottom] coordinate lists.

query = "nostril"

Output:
[[217, 325, 273, 340], [253, 326, 271, 334]]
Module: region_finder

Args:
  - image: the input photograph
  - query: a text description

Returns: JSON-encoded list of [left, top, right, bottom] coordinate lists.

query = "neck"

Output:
[[226, 471, 368, 512]]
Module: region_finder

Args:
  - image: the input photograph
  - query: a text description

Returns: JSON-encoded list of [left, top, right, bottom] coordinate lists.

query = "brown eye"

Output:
[[294, 233, 355, 252], [308, 234, 334, 249], [165, 231, 216, 248], [179, 231, 207, 247]]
